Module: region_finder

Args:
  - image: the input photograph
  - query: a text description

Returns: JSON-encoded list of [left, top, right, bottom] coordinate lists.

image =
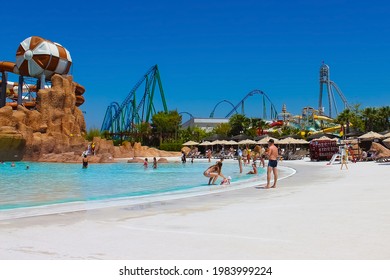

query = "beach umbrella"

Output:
[[211, 140, 225, 145], [231, 134, 251, 141], [238, 139, 257, 145], [218, 140, 232, 145], [314, 136, 338, 141], [341, 139, 359, 145], [202, 134, 229, 141], [278, 137, 297, 144], [296, 139, 309, 144], [382, 132, 390, 138], [306, 133, 340, 141], [383, 138, 390, 149], [182, 140, 199, 146], [226, 140, 238, 145], [199, 141, 213, 146], [257, 136, 279, 144], [358, 131, 385, 140]]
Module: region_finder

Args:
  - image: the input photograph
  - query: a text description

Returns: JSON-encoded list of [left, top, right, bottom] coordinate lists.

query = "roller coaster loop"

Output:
[[217, 89, 278, 120], [100, 65, 168, 136], [209, 100, 238, 118], [179, 111, 195, 119]]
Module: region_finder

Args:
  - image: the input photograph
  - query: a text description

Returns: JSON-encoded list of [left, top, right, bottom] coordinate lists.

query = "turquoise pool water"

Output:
[[0, 161, 265, 210]]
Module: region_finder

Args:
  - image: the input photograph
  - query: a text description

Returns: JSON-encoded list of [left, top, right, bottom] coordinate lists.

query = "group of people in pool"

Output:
[[203, 138, 279, 188], [143, 157, 158, 169], [80, 139, 279, 188]]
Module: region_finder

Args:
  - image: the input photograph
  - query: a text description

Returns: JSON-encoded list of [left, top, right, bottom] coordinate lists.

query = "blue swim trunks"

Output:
[[268, 160, 278, 168]]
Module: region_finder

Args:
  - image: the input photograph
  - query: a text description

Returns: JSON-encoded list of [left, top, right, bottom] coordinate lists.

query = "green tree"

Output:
[[378, 106, 390, 131], [245, 118, 269, 137], [135, 122, 152, 144], [152, 110, 182, 145], [212, 122, 231, 136], [349, 104, 364, 132], [335, 108, 354, 135], [280, 126, 300, 137], [86, 127, 102, 141], [179, 126, 208, 143], [229, 114, 251, 136], [361, 107, 378, 132]]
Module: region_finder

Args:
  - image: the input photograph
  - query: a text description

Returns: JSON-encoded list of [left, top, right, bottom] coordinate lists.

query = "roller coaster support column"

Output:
[[17, 75, 23, 105], [40, 73, 45, 91], [0, 71, 7, 108]]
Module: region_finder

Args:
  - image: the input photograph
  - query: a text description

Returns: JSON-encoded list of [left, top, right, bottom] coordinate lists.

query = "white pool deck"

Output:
[[0, 158, 389, 260]]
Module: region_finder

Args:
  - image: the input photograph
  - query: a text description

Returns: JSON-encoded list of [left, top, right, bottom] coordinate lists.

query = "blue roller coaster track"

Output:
[[209, 100, 238, 118], [100, 65, 168, 136], [210, 89, 278, 120]]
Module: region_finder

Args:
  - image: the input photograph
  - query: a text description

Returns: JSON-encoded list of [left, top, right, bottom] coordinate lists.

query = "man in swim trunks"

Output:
[[82, 154, 88, 169], [265, 139, 278, 188]]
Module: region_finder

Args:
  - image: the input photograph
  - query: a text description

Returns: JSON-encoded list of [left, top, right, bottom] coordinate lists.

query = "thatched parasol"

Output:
[[257, 136, 279, 144], [314, 136, 338, 141], [278, 137, 299, 144], [238, 139, 257, 145], [358, 131, 385, 141], [199, 141, 214, 146], [182, 140, 199, 146]]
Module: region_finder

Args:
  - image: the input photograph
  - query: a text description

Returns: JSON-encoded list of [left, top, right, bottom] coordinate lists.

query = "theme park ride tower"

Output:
[[318, 62, 349, 118]]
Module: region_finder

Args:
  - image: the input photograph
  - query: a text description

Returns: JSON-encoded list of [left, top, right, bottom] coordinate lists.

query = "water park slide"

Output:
[[268, 115, 341, 135], [313, 114, 334, 122], [313, 115, 343, 134], [320, 124, 342, 133], [1, 62, 85, 107], [0, 36, 85, 107], [0, 61, 18, 73]]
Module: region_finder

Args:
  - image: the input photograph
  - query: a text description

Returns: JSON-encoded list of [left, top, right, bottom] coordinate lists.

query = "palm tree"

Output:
[[229, 114, 251, 136], [378, 106, 390, 131], [361, 107, 377, 132], [336, 108, 353, 135]]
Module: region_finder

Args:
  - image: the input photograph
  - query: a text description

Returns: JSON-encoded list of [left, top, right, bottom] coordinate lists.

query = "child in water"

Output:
[[220, 176, 231, 185]]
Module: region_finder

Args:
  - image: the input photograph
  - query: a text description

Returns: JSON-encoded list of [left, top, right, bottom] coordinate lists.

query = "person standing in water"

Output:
[[265, 139, 278, 188], [237, 147, 243, 173], [153, 157, 157, 169], [82, 154, 88, 169]]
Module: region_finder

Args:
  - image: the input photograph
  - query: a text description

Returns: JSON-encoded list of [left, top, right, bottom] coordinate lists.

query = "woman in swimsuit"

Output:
[[203, 161, 225, 185]]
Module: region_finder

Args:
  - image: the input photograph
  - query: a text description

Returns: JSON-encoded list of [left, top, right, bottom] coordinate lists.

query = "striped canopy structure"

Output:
[[16, 36, 72, 79]]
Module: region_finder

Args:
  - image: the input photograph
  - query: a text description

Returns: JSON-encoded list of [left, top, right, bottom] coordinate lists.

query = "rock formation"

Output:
[[0, 75, 86, 161], [0, 74, 180, 162]]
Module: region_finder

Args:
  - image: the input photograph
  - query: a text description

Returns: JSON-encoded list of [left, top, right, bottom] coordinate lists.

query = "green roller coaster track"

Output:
[[100, 65, 168, 138]]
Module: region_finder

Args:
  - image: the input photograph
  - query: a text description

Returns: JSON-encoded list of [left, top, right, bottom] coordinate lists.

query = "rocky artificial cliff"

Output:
[[0, 74, 180, 162]]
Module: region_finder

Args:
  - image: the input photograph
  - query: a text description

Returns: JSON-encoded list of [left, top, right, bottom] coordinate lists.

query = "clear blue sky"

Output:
[[1, 0, 389, 129]]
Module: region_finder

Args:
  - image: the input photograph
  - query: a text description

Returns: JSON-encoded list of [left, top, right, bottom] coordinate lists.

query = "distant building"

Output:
[[181, 118, 229, 132]]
